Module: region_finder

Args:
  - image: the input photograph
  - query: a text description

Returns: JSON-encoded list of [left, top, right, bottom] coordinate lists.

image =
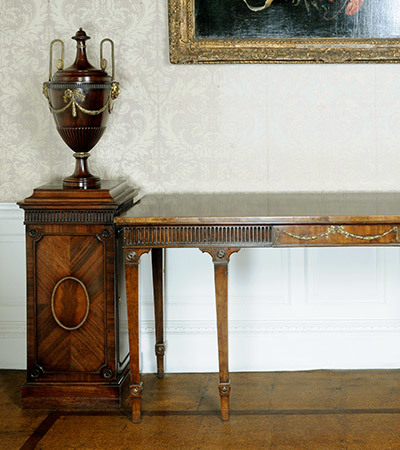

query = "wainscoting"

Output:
[[0, 204, 26, 369], [2, 204, 400, 372]]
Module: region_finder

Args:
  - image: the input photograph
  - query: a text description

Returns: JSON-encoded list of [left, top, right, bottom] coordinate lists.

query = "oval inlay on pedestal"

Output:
[[51, 277, 90, 331]]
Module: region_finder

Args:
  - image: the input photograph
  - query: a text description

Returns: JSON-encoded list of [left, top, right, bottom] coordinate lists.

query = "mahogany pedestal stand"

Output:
[[18, 180, 137, 409]]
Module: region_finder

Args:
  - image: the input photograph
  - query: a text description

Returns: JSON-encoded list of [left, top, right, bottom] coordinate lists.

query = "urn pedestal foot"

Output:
[[63, 152, 101, 189]]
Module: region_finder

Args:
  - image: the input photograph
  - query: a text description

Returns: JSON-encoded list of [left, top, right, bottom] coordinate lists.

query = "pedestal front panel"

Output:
[[30, 227, 112, 382]]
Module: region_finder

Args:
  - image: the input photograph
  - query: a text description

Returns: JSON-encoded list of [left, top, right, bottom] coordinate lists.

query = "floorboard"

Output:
[[1, 370, 400, 449]]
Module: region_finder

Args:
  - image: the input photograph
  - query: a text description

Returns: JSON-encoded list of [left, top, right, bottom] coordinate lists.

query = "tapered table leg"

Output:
[[124, 248, 150, 423], [214, 261, 230, 420], [152, 248, 165, 378], [202, 248, 240, 421]]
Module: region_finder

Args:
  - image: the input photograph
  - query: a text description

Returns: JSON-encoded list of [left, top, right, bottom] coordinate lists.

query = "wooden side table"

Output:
[[18, 180, 137, 409], [115, 192, 400, 422]]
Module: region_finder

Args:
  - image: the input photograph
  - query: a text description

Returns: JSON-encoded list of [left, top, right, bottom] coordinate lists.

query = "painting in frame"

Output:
[[168, 0, 400, 63]]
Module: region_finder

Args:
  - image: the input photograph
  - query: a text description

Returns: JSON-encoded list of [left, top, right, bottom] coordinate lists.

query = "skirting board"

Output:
[[2, 203, 400, 371]]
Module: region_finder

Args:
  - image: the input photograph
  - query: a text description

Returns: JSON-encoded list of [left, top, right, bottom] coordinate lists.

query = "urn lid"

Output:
[[50, 28, 111, 84]]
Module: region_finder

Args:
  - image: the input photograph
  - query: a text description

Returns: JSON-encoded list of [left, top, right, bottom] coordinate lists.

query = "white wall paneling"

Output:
[[3, 205, 400, 371], [128, 247, 400, 374], [0, 205, 26, 369]]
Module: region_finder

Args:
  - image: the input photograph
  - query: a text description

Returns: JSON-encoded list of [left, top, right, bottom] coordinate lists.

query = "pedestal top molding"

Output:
[[18, 180, 138, 224]]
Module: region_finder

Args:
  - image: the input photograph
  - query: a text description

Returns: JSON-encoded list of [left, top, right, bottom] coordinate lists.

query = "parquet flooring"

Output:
[[1, 370, 400, 449]]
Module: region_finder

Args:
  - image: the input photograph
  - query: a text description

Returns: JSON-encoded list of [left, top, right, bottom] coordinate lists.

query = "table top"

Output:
[[114, 193, 400, 225]]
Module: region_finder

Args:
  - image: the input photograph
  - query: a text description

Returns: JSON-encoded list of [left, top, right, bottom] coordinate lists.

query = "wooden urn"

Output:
[[43, 28, 120, 189]]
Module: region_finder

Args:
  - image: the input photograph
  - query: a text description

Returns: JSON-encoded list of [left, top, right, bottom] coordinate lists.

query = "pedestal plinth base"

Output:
[[22, 366, 130, 410]]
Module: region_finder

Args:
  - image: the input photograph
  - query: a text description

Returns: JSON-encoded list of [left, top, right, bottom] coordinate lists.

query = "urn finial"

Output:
[[70, 28, 95, 71], [72, 28, 90, 41]]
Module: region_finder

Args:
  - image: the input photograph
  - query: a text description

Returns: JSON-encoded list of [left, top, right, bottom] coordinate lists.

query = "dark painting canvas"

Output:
[[195, 0, 400, 39]]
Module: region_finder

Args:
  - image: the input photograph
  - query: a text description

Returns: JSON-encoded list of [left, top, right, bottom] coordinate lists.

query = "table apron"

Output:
[[274, 224, 400, 246], [121, 223, 400, 248]]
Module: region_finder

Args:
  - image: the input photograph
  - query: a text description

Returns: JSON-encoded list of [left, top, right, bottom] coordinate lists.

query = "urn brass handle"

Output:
[[100, 38, 115, 81], [243, 0, 275, 11], [49, 39, 64, 81]]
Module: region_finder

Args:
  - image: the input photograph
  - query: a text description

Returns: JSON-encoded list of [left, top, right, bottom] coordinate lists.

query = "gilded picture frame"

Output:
[[168, 0, 400, 64]]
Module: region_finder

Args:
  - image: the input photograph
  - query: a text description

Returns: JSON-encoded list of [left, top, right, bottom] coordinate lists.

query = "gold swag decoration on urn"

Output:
[[43, 28, 120, 189]]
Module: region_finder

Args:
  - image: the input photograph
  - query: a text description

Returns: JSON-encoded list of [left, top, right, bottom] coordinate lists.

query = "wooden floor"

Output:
[[2, 370, 400, 449]]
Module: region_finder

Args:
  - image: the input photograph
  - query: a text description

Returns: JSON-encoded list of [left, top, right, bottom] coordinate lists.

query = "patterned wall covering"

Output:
[[2, 0, 400, 202]]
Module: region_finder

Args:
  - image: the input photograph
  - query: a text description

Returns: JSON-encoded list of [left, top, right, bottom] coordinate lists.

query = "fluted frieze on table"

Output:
[[123, 225, 273, 248]]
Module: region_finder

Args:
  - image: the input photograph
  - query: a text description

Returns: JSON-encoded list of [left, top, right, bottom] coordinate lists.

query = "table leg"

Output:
[[152, 248, 165, 378], [214, 261, 230, 421], [202, 248, 240, 421], [124, 248, 150, 423]]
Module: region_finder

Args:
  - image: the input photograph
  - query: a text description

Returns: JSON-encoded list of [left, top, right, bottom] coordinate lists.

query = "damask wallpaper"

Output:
[[1, 0, 400, 202]]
